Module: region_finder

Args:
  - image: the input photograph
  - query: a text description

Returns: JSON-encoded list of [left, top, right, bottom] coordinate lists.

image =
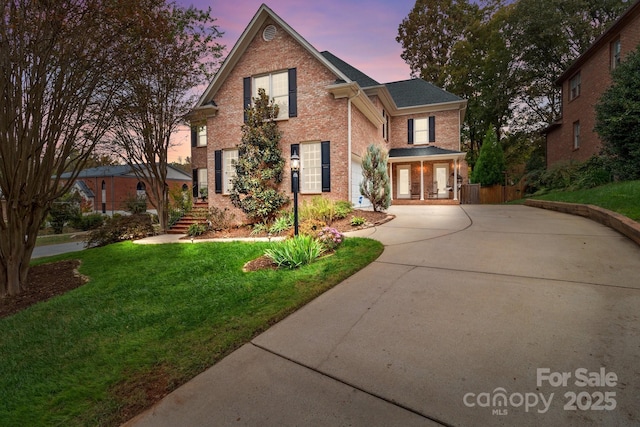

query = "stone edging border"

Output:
[[524, 199, 640, 247]]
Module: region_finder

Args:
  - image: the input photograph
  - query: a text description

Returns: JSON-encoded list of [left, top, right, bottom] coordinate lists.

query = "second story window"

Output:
[[611, 38, 621, 69], [407, 116, 435, 145], [197, 125, 207, 147], [253, 71, 289, 118], [569, 72, 581, 101], [382, 109, 389, 141]]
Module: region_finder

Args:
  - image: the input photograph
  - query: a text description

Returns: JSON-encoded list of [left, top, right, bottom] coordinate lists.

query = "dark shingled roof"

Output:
[[389, 146, 464, 158], [385, 79, 463, 108], [320, 51, 463, 108], [320, 51, 380, 88], [59, 165, 135, 179]]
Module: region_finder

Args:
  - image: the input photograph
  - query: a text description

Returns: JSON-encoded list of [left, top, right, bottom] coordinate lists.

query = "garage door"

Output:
[[351, 161, 371, 208]]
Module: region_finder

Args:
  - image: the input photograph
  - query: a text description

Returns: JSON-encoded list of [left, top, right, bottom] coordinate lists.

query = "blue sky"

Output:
[[170, 0, 416, 161]]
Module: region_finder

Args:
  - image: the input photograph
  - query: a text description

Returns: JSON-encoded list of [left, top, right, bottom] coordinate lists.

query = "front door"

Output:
[[434, 164, 449, 197], [397, 165, 411, 199]]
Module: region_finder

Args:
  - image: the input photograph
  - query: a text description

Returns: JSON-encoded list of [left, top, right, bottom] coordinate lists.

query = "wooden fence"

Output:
[[460, 183, 525, 204]]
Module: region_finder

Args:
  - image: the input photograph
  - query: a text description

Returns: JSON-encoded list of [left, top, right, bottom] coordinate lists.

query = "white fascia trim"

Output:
[[327, 82, 384, 127]]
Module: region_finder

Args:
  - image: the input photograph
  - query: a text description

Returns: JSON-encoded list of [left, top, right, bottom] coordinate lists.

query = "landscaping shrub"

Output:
[[70, 213, 105, 231], [298, 218, 326, 237], [187, 223, 206, 237], [350, 216, 366, 226], [85, 214, 155, 247], [122, 193, 148, 214], [359, 144, 391, 212], [269, 212, 293, 234], [251, 222, 270, 236], [264, 235, 324, 269], [316, 227, 343, 252], [48, 191, 82, 234], [334, 200, 353, 219], [207, 206, 235, 231]]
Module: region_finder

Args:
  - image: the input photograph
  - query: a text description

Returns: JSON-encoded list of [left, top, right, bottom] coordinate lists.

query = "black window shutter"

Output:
[[191, 127, 197, 147], [321, 141, 330, 192], [408, 119, 414, 144], [290, 144, 299, 192], [288, 68, 297, 117], [429, 116, 436, 142], [243, 77, 251, 123], [214, 150, 222, 194], [192, 169, 198, 198]]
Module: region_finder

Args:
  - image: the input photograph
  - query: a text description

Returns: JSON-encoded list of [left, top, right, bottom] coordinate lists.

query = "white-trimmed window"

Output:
[[197, 125, 207, 147], [611, 39, 621, 69], [414, 118, 429, 144], [301, 142, 322, 193], [569, 73, 581, 101], [253, 71, 288, 118], [197, 169, 208, 192], [573, 121, 580, 150], [382, 109, 390, 141], [223, 149, 238, 194]]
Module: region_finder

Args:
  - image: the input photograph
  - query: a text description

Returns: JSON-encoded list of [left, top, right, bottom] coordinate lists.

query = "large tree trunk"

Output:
[[0, 200, 43, 297]]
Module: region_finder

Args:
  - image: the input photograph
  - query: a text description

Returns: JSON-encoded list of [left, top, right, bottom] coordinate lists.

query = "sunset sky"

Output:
[[169, 0, 416, 162]]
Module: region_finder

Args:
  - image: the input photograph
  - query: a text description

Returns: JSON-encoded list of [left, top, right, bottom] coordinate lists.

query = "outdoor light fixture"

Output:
[[291, 152, 300, 236]]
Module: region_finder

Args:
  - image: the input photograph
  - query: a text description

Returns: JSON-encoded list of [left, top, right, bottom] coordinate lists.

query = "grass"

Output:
[[0, 238, 383, 426], [527, 180, 640, 221], [35, 232, 86, 247]]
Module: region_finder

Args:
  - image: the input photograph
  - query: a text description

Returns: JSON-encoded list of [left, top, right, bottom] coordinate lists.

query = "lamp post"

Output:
[[291, 152, 300, 236]]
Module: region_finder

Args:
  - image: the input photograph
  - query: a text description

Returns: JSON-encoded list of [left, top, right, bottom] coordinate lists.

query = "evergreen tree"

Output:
[[595, 44, 640, 181], [230, 89, 288, 223], [471, 127, 506, 186], [359, 144, 391, 212]]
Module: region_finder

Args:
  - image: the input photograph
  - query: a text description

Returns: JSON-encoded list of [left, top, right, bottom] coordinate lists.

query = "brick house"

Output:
[[188, 4, 467, 216], [59, 165, 191, 215], [545, 0, 640, 167]]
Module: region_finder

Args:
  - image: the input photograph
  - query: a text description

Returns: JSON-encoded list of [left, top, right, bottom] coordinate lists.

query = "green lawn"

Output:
[[0, 238, 383, 426], [527, 180, 640, 221]]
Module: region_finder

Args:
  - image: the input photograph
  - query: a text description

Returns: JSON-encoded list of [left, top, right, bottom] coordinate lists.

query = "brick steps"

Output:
[[168, 202, 209, 235]]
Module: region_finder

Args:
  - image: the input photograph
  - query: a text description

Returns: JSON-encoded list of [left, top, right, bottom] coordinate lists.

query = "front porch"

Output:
[[388, 146, 467, 206]]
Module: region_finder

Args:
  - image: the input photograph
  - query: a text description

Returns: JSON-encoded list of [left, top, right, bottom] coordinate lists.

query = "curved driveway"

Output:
[[127, 205, 640, 427]]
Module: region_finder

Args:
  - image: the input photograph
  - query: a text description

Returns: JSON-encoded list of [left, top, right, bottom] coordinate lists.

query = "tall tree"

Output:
[[508, 0, 629, 129], [230, 89, 288, 224], [397, 0, 482, 88], [108, 4, 223, 232], [359, 144, 391, 212], [0, 0, 164, 296], [595, 44, 640, 181], [471, 127, 506, 186]]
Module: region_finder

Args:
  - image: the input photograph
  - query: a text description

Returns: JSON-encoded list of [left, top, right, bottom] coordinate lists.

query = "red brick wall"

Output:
[[388, 108, 461, 151], [67, 177, 189, 215], [547, 7, 640, 166], [203, 18, 390, 220]]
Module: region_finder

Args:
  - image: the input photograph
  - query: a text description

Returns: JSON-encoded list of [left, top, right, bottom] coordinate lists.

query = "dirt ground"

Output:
[[0, 209, 391, 319]]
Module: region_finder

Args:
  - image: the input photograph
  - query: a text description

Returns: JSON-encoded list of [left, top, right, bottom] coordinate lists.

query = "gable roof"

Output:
[[195, 4, 351, 109], [557, 0, 640, 84]]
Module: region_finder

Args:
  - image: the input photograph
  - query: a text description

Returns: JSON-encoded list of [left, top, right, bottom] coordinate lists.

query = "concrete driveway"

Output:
[[125, 205, 640, 427]]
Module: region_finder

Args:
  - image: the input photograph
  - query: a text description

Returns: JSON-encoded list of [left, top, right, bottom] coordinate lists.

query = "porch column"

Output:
[[389, 162, 393, 201], [453, 158, 458, 201], [420, 160, 424, 200]]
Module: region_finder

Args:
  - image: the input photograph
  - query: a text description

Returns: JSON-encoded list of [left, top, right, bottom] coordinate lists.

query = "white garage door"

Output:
[[351, 161, 371, 208]]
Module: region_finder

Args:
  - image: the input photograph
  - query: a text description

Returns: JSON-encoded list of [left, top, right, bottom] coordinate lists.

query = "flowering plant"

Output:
[[317, 226, 344, 251]]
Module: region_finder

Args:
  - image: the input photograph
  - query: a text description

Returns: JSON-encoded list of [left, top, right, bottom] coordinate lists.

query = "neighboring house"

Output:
[[58, 165, 191, 215], [188, 4, 467, 216], [545, 0, 640, 167]]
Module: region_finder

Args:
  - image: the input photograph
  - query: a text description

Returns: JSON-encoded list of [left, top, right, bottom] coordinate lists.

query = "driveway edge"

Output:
[[525, 199, 640, 246]]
